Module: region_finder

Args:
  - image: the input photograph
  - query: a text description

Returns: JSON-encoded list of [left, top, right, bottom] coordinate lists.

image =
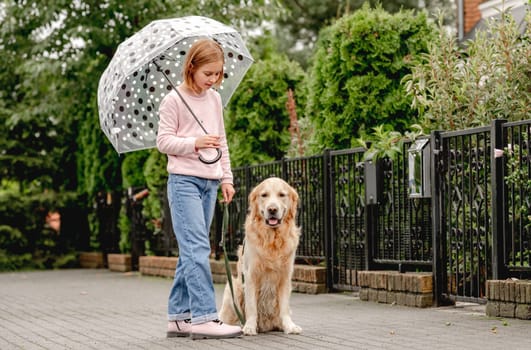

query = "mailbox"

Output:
[[408, 138, 431, 198]]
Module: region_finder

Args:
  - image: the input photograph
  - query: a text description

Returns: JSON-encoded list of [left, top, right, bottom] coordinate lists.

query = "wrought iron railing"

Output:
[[502, 120, 531, 272], [437, 126, 492, 300], [124, 119, 531, 302], [374, 142, 432, 266], [328, 148, 367, 290], [224, 156, 327, 261]]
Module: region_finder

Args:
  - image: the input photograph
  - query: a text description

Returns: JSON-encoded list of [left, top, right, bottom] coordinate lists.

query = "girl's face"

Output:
[[191, 60, 224, 94]]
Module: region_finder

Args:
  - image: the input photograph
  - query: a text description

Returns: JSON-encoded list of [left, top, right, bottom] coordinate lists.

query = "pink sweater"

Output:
[[156, 86, 233, 184]]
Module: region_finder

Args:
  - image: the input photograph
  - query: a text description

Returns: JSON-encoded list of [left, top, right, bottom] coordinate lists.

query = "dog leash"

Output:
[[220, 202, 246, 326]]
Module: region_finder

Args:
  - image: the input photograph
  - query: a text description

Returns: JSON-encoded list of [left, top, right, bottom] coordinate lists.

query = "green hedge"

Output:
[[0, 189, 87, 271], [305, 3, 436, 152]]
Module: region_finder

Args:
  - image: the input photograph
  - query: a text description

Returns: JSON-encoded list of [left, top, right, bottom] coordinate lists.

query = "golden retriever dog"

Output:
[[219, 177, 302, 335]]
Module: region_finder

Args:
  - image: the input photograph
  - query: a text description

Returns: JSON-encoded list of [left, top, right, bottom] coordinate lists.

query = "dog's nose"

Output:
[[267, 206, 278, 215]]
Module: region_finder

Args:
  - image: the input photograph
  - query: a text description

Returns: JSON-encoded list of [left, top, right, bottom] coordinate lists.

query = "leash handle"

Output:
[[221, 202, 246, 326]]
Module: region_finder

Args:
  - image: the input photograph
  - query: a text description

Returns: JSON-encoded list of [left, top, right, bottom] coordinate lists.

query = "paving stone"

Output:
[[1, 269, 531, 350]]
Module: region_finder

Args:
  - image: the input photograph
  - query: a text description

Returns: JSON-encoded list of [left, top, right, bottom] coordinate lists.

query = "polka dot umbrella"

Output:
[[97, 16, 254, 154]]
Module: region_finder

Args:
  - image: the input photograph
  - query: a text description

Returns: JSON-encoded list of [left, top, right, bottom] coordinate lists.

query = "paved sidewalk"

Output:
[[0, 269, 529, 350]]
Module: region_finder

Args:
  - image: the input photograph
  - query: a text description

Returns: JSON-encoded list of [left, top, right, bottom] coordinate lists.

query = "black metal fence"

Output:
[[225, 155, 328, 261], [431, 120, 531, 303], [500, 120, 531, 272], [433, 126, 493, 302], [126, 119, 530, 304]]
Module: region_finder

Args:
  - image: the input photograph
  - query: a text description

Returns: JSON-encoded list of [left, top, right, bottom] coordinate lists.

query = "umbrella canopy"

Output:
[[97, 16, 253, 153]]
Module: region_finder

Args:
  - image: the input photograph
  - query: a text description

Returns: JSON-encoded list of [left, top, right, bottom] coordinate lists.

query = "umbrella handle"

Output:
[[199, 148, 222, 164]]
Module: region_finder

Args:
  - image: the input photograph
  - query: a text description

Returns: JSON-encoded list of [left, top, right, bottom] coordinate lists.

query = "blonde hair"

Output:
[[182, 38, 225, 89]]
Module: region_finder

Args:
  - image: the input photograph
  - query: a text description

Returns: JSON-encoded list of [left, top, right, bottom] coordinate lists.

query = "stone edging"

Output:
[[486, 279, 531, 320], [138, 256, 327, 294], [358, 270, 433, 308]]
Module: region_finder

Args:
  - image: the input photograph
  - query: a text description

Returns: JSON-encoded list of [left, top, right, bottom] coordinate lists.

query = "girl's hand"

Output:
[[195, 135, 220, 150], [221, 183, 235, 203]]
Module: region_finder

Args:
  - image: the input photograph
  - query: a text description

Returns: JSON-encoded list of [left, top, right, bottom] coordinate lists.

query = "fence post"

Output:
[[430, 131, 448, 306], [491, 119, 508, 280], [245, 165, 251, 198], [96, 191, 121, 267], [281, 157, 288, 179], [364, 156, 381, 270], [131, 187, 152, 269], [323, 149, 334, 291]]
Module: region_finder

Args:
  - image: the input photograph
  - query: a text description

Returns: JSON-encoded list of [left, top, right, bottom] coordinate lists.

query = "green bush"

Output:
[[0, 188, 87, 271], [117, 149, 167, 255], [143, 149, 167, 235], [403, 10, 531, 131], [121, 150, 151, 189], [0, 225, 27, 254], [0, 251, 34, 271], [305, 3, 436, 152], [225, 53, 306, 166], [118, 149, 151, 253]]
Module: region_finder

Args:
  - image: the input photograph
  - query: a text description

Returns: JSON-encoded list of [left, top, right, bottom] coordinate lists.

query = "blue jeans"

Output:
[[167, 174, 219, 325]]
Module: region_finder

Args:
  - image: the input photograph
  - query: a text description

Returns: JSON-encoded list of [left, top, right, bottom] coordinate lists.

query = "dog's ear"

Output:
[[286, 185, 299, 221], [248, 183, 261, 220]]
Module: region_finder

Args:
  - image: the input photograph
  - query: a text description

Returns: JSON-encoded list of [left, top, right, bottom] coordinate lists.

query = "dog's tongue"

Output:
[[268, 218, 279, 226]]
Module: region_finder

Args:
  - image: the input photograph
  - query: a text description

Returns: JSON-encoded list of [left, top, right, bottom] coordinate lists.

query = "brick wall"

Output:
[[358, 271, 433, 308], [107, 253, 132, 272], [138, 256, 327, 294], [486, 280, 531, 320], [464, 0, 484, 34], [79, 252, 105, 268], [139, 256, 178, 278]]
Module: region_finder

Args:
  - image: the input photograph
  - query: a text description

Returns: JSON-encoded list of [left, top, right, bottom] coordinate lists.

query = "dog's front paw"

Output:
[[283, 322, 302, 334], [242, 323, 257, 336]]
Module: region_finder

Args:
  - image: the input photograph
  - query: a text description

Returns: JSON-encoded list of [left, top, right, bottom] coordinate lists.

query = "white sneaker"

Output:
[[167, 319, 192, 338], [191, 319, 242, 339]]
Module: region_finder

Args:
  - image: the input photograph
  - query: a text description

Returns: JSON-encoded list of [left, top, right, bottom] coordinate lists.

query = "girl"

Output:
[[156, 38, 241, 340]]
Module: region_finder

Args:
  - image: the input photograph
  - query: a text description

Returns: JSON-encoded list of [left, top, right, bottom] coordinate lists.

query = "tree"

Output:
[[0, 1, 73, 191], [274, 0, 454, 68], [304, 3, 436, 153]]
